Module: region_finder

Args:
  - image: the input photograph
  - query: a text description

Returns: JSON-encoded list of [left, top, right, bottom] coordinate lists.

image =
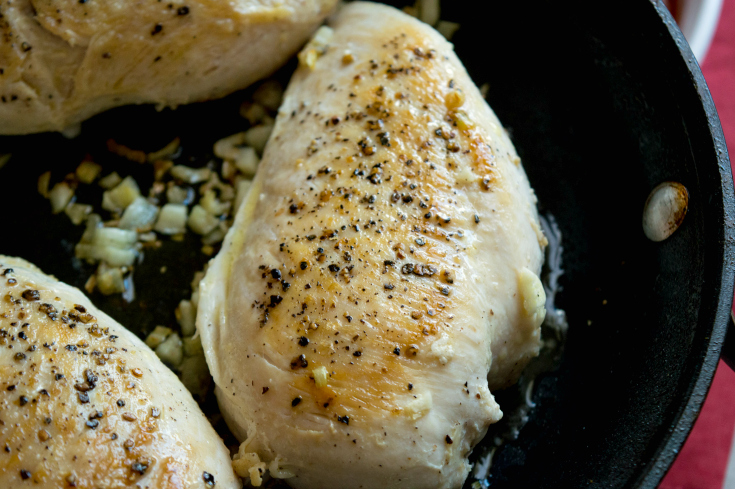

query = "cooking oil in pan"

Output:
[[469, 213, 568, 487]]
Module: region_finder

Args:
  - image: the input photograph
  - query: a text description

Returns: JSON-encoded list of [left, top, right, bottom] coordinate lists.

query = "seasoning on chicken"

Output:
[[0, 256, 239, 488], [0, 0, 337, 134], [197, 3, 547, 488]]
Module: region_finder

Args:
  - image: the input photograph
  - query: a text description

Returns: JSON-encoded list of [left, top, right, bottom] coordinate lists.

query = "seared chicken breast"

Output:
[[0, 256, 239, 488], [0, 0, 337, 135], [197, 3, 547, 488]]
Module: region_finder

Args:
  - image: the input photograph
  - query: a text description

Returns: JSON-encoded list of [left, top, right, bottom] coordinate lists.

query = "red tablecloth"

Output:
[[660, 0, 735, 487]]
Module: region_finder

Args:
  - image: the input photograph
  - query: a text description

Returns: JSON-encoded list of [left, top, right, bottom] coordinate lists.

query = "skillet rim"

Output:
[[634, 1, 734, 486]]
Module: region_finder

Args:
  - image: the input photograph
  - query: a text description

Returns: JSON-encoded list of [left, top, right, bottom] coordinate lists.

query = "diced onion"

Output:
[[243, 125, 273, 155], [200, 189, 231, 216], [188, 205, 219, 235], [233, 451, 262, 480], [452, 111, 472, 131], [200, 174, 236, 201], [60, 124, 81, 139], [519, 267, 547, 328], [221, 160, 237, 180], [313, 366, 329, 388], [147, 137, 181, 162], [75, 226, 138, 267], [155, 333, 183, 367], [298, 26, 333, 70], [154, 204, 188, 235], [75, 161, 102, 184], [84, 274, 96, 294], [192, 267, 207, 290], [240, 102, 269, 125], [154, 160, 174, 181], [102, 176, 141, 213], [75, 243, 137, 267], [94, 227, 137, 248], [175, 300, 196, 337], [37, 171, 51, 197], [166, 185, 194, 205], [119, 197, 159, 231], [80, 214, 102, 243], [253, 80, 283, 111], [249, 463, 268, 487], [179, 354, 211, 400], [183, 336, 203, 357], [202, 223, 229, 245], [170, 165, 211, 184], [49, 182, 75, 214], [98, 172, 122, 189], [436, 20, 460, 40], [138, 232, 157, 242], [96, 264, 126, 295], [214, 128, 271, 160], [213, 132, 248, 160], [300, 49, 319, 70], [234, 146, 260, 177], [145, 326, 172, 349], [65, 203, 93, 225], [106, 139, 147, 163], [419, 0, 440, 25]]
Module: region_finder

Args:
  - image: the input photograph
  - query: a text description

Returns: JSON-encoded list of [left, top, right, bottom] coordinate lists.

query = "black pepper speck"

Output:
[[21, 290, 40, 301]]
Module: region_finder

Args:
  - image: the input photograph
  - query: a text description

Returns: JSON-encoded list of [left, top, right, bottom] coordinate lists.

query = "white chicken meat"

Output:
[[197, 3, 547, 488], [0, 256, 240, 488]]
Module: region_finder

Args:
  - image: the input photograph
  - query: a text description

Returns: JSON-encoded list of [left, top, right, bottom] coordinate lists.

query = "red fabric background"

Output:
[[660, 0, 735, 487]]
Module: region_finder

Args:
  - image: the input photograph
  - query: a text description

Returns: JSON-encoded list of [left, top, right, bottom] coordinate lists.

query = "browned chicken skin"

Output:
[[0, 0, 337, 134], [199, 3, 547, 488], [0, 256, 239, 488]]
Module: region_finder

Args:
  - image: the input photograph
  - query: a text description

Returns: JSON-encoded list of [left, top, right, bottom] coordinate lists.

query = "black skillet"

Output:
[[0, 0, 733, 487]]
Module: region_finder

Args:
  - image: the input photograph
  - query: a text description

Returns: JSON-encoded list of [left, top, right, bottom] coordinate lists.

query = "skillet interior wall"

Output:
[[450, 1, 732, 487], [0, 1, 732, 488]]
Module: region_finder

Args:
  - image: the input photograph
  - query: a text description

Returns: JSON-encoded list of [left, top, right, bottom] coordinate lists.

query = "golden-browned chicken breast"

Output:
[[0, 256, 240, 488], [0, 0, 338, 134], [197, 3, 547, 488]]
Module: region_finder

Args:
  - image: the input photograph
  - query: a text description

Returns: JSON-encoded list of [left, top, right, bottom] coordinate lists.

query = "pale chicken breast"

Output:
[[0, 0, 337, 135], [197, 3, 547, 488], [0, 256, 239, 488]]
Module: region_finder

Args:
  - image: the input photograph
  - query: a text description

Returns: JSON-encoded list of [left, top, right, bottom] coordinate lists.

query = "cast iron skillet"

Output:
[[0, 0, 733, 487]]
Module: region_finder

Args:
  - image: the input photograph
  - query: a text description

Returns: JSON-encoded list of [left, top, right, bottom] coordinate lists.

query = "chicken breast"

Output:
[[197, 3, 547, 488], [0, 256, 240, 488], [0, 0, 337, 135]]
